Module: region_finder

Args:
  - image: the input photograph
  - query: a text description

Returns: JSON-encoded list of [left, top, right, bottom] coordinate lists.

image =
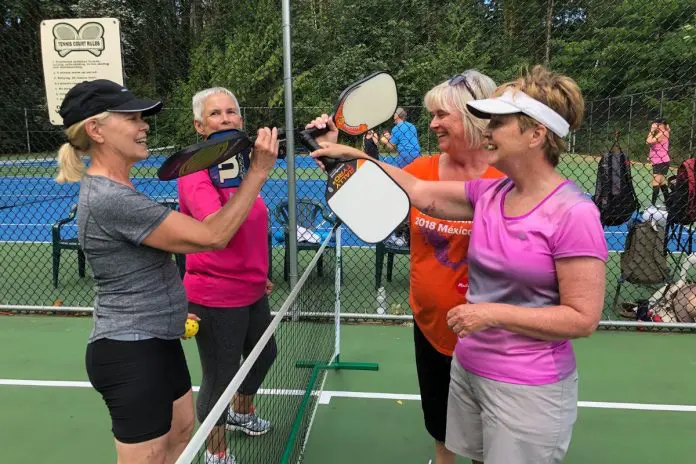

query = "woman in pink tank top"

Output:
[[646, 117, 671, 206], [309, 65, 608, 464]]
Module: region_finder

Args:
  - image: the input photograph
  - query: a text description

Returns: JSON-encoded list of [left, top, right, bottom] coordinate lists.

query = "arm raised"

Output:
[[311, 142, 473, 221], [142, 128, 278, 254]]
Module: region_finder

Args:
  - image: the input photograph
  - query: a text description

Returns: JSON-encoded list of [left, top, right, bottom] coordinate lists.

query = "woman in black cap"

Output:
[[56, 79, 279, 464]]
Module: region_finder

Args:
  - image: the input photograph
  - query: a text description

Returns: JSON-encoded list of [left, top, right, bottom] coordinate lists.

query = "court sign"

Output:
[[40, 18, 123, 125]]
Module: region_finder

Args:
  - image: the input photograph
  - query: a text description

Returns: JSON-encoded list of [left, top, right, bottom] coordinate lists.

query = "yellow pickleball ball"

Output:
[[184, 319, 199, 338]]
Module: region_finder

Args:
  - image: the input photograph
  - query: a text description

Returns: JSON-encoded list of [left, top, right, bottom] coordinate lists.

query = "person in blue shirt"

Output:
[[380, 107, 421, 167]]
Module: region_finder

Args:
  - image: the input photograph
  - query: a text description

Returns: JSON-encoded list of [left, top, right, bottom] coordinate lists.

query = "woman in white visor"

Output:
[[309, 65, 608, 464]]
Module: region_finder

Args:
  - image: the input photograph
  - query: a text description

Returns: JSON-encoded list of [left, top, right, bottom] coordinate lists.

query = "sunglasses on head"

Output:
[[448, 74, 478, 100]]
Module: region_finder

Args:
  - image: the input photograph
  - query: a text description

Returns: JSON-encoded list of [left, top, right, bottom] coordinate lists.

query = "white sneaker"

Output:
[[204, 449, 237, 464]]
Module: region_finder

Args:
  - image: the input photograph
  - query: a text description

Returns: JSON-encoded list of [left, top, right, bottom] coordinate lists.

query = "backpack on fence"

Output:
[[666, 157, 696, 226], [592, 133, 639, 226], [620, 220, 670, 285]]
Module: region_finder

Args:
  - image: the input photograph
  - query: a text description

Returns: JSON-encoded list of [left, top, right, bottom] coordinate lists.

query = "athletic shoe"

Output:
[[226, 411, 272, 436]]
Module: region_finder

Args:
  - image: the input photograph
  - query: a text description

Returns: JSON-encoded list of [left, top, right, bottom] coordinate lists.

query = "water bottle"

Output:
[[376, 287, 387, 315]]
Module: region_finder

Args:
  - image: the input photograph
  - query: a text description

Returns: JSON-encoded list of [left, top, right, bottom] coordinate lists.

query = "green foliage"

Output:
[[0, 0, 694, 157]]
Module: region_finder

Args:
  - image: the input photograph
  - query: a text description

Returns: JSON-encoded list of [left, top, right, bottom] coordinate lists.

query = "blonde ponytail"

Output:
[[55, 112, 110, 183], [56, 142, 85, 183]]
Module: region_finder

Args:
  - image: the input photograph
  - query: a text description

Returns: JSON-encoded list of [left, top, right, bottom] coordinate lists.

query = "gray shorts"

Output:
[[446, 359, 578, 464]]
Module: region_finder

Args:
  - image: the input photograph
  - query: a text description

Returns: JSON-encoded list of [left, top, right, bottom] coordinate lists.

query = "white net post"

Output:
[[333, 223, 342, 362]]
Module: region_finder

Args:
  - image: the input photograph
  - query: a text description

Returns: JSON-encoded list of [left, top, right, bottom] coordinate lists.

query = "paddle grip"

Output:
[[299, 127, 337, 172], [248, 128, 287, 159], [298, 126, 328, 151]]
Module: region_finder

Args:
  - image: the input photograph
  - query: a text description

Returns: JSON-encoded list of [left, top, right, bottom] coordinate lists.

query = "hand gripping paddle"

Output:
[[156, 71, 410, 244], [157, 128, 287, 181], [299, 72, 411, 244]]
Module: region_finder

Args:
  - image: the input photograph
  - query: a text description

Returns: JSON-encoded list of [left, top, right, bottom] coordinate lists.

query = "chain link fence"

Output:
[[1, 0, 696, 329]]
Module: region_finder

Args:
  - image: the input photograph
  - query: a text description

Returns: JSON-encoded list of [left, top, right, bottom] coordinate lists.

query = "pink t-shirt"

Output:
[[455, 178, 608, 385], [649, 138, 670, 164], [177, 170, 269, 308]]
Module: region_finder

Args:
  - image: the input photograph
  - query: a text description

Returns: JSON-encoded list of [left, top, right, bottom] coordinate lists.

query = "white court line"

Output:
[[2, 378, 696, 412], [0, 379, 309, 397]]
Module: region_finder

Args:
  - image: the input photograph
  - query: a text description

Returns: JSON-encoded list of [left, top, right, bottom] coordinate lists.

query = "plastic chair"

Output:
[[375, 223, 410, 289], [52, 204, 85, 288], [274, 198, 337, 281]]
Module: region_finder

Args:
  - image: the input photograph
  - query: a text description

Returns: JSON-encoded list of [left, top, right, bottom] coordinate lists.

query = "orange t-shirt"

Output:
[[404, 155, 504, 356]]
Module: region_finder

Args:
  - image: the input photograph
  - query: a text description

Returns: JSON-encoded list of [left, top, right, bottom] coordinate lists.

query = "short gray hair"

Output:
[[424, 70, 497, 149], [192, 87, 240, 122], [395, 107, 407, 120]]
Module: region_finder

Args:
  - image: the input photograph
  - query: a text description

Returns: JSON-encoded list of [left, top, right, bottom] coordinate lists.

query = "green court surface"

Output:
[[0, 241, 644, 321], [0, 243, 413, 316], [1, 316, 695, 463]]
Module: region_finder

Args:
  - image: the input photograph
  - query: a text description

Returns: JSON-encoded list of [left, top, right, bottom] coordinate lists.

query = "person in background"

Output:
[[646, 117, 671, 206], [380, 106, 421, 167], [363, 129, 380, 160]]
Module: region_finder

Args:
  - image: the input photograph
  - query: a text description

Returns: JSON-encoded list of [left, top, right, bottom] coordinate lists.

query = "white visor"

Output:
[[466, 89, 570, 138]]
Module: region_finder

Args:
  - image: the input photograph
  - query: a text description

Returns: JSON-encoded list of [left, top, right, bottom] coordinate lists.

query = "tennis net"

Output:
[[177, 225, 341, 464]]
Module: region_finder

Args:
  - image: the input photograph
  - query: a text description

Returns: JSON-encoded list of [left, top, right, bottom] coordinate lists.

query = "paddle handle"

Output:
[[250, 126, 336, 170], [248, 128, 287, 159], [299, 127, 337, 172]]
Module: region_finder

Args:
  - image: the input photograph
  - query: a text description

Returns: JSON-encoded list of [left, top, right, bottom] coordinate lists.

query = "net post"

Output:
[[24, 107, 31, 154], [334, 223, 342, 362], [280, 363, 323, 464], [690, 87, 696, 153]]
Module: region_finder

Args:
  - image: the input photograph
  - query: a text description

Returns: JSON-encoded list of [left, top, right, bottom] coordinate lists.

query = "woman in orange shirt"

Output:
[[307, 70, 501, 463], [401, 70, 502, 464]]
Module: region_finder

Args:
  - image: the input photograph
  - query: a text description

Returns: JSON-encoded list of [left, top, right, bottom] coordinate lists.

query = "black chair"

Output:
[[52, 204, 85, 288], [274, 198, 337, 281], [375, 227, 410, 290]]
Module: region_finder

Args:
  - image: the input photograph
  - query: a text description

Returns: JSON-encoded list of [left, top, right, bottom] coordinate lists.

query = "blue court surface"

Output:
[[0, 155, 691, 252], [1, 155, 361, 246]]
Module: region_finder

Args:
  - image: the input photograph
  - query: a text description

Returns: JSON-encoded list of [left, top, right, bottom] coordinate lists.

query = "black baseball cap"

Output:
[[59, 79, 163, 127]]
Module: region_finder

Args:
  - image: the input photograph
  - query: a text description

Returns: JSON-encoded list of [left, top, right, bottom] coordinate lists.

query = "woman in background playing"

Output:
[[309, 65, 607, 464], [646, 117, 671, 206], [363, 129, 380, 160], [55, 79, 279, 464]]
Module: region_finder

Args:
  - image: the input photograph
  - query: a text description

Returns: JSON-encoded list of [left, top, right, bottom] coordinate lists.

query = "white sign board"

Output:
[[40, 18, 123, 125]]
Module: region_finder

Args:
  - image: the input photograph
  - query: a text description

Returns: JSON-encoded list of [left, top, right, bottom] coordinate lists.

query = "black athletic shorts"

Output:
[[653, 162, 670, 175], [85, 337, 192, 444], [413, 321, 452, 443]]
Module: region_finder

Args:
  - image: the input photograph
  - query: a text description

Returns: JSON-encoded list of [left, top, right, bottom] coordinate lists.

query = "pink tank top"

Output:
[[649, 138, 670, 164]]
